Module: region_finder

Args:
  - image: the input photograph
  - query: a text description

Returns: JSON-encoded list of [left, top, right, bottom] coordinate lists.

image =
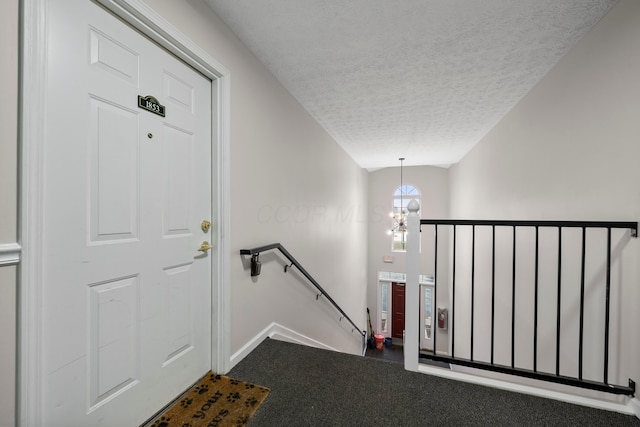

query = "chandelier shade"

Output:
[[388, 158, 420, 251]]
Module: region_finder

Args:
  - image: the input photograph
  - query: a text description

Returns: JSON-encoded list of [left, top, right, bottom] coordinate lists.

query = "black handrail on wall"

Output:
[[418, 219, 637, 396], [240, 243, 366, 351]]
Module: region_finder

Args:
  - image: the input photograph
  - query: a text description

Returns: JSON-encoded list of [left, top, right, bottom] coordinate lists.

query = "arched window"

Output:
[[390, 184, 420, 251]]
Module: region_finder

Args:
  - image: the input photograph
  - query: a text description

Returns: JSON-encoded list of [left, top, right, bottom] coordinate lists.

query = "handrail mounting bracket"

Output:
[[250, 253, 261, 277]]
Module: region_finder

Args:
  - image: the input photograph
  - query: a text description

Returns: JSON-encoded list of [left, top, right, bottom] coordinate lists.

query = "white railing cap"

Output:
[[408, 199, 420, 214]]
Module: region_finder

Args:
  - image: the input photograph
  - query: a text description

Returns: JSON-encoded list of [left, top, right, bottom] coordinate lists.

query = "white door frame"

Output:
[[19, 1, 231, 425]]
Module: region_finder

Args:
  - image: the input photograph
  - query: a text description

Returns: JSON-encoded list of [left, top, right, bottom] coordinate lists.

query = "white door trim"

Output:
[[19, 1, 231, 425]]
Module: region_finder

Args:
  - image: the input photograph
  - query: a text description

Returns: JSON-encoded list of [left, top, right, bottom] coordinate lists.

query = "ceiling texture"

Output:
[[205, 0, 618, 170]]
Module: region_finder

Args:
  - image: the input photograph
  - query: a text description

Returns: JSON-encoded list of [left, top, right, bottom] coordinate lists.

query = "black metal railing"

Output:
[[417, 219, 637, 396], [240, 243, 366, 352]]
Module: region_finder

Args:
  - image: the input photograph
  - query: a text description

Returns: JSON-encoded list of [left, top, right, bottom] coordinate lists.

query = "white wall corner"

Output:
[[628, 397, 640, 420], [229, 322, 341, 370]]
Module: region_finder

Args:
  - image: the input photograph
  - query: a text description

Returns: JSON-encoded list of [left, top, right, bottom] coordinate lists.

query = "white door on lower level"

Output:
[[420, 285, 435, 352], [42, 1, 213, 425]]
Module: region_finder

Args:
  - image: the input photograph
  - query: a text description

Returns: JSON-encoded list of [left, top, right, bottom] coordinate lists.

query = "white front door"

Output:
[[42, 1, 212, 425]]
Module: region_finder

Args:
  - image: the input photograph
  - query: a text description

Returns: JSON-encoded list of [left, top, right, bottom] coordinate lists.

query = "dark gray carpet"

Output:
[[365, 343, 405, 363], [228, 338, 640, 426]]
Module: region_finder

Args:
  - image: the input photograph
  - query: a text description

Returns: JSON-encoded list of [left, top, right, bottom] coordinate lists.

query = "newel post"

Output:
[[404, 199, 420, 372]]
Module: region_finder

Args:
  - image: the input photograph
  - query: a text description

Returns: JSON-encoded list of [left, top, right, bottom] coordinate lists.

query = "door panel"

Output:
[[89, 97, 140, 242], [164, 263, 194, 363], [392, 282, 406, 339], [88, 276, 139, 407], [162, 125, 194, 236], [42, 1, 213, 425]]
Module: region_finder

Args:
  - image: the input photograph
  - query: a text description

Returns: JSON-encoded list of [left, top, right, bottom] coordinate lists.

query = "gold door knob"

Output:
[[198, 241, 213, 252], [201, 220, 211, 233]]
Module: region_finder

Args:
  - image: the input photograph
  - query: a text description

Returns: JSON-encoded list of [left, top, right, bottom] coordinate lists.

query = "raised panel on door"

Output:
[[88, 275, 140, 409], [162, 125, 194, 237], [392, 282, 406, 339], [88, 96, 140, 243], [163, 263, 194, 365]]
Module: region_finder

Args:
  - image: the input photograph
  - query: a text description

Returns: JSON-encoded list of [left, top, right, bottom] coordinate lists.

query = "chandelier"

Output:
[[388, 157, 407, 236]]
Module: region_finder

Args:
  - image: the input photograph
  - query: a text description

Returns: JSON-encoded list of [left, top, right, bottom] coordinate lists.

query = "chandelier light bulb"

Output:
[[387, 157, 409, 247]]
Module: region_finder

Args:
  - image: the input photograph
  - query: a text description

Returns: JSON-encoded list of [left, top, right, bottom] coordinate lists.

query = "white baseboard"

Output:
[[418, 363, 635, 416], [229, 322, 339, 369], [628, 398, 640, 419]]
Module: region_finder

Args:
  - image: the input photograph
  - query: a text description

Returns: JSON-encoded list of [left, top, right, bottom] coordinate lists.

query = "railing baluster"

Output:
[[491, 225, 496, 365], [556, 227, 562, 376], [579, 227, 586, 380], [452, 225, 457, 358], [434, 224, 438, 355], [534, 226, 539, 373], [604, 227, 612, 384], [471, 225, 476, 362], [511, 226, 516, 369]]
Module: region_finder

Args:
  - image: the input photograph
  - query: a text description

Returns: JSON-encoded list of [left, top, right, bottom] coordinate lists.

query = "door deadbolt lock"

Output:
[[198, 241, 213, 252], [201, 220, 211, 233]]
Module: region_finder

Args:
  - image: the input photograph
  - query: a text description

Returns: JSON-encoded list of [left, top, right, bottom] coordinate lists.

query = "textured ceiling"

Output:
[[205, 0, 618, 169]]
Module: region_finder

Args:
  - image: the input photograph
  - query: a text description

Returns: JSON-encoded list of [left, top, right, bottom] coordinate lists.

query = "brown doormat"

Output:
[[145, 372, 270, 427]]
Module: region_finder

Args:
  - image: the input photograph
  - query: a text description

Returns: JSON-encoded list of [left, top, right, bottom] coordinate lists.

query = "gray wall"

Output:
[[449, 0, 640, 397], [0, 0, 18, 425]]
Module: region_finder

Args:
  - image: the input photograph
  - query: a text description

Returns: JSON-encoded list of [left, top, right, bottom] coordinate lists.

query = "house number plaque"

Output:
[[138, 95, 166, 117]]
